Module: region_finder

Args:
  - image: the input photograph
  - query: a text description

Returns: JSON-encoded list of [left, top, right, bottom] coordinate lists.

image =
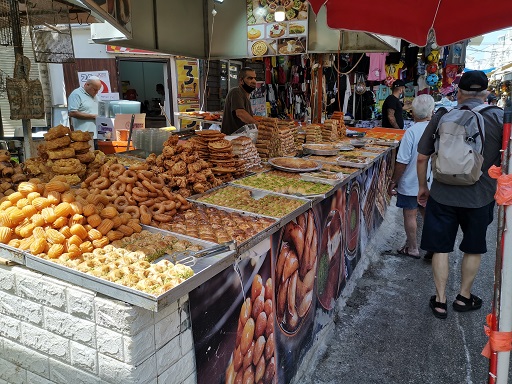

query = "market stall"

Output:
[[0, 119, 397, 383]]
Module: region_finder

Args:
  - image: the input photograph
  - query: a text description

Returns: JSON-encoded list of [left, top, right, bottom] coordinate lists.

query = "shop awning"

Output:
[[307, 0, 512, 47], [88, 0, 400, 59]]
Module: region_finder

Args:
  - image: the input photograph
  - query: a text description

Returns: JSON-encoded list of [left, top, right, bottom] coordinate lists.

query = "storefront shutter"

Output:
[[0, 27, 50, 137]]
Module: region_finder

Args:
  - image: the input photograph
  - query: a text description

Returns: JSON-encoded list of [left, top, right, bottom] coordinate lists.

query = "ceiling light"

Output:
[[213, 0, 224, 3], [275, 6, 285, 22]]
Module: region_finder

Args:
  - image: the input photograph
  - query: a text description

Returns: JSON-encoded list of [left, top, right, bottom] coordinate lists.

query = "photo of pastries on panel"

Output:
[[247, 25, 263, 40], [278, 37, 305, 55], [275, 209, 317, 335], [267, 23, 287, 39], [247, 0, 308, 25], [249, 40, 270, 57], [288, 20, 306, 36]]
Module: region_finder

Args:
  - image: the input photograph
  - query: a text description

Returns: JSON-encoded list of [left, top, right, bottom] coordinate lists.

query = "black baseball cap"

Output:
[[458, 71, 488, 92], [392, 79, 405, 88]]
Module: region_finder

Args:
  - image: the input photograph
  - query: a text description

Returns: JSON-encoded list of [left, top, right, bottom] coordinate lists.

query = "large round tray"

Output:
[[268, 157, 322, 173], [302, 144, 339, 156]]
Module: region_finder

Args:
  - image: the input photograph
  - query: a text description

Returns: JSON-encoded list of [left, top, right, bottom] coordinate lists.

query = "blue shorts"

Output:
[[396, 193, 420, 210], [421, 196, 495, 254]]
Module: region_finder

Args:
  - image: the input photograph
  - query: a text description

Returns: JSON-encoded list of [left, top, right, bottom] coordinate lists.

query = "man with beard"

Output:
[[221, 67, 258, 135], [381, 79, 405, 129]]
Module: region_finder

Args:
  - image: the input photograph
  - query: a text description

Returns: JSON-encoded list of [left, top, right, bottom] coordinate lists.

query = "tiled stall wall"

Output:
[[0, 264, 195, 384]]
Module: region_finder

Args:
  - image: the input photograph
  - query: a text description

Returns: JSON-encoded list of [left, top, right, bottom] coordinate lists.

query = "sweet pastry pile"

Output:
[[0, 177, 141, 260], [157, 205, 276, 244], [146, 135, 223, 197], [0, 149, 28, 198], [231, 136, 261, 170], [330, 111, 347, 137], [207, 139, 245, 182], [256, 118, 296, 160], [82, 162, 193, 227], [23, 125, 109, 185], [321, 120, 340, 142], [196, 185, 305, 218], [304, 124, 322, 143], [295, 130, 306, 151]]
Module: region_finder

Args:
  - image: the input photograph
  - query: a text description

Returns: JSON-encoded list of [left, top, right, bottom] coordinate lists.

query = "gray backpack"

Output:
[[432, 104, 494, 186]]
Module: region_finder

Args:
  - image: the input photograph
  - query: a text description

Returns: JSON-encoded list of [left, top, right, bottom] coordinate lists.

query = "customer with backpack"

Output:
[[388, 94, 435, 259], [416, 70, 504, 319]]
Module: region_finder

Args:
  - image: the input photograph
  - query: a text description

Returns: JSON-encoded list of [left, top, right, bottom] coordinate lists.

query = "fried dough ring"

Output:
[[45, 135, 71, 150], [70, 141, 91, 152], [51, 158, 82, 174], [109, 164, 125, 178], [48, 147, 75, 160], [76, 151, 95, 163], [84, 172, 99, 185], [109, 181, 126, 195], [91, 176, 110, 190], [124, 206, 140, 219], [44, 125, 70, 141], [114, 196, 129, 211], [119, 170, 137, 184], [70, 130, 93, 142]]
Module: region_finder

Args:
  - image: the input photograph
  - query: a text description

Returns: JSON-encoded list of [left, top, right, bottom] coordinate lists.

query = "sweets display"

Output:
[[156, 204, 276, 244], [232, 172, 332, 196], [146, 135, 223, 197], [231, 136, 262, 170], [194, 185, 305, 218]]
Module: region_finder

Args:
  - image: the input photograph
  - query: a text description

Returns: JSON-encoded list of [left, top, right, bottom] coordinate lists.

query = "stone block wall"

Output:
[[0, 264, 196, 384]]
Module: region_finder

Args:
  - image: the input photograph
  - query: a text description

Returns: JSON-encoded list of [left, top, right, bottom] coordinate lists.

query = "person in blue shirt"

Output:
[[388, 94, 435, 258]]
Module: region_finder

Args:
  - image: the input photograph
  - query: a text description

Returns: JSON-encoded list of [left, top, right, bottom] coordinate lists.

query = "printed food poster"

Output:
[[176, 59, 199, 99], [246, 0, 308, 57], [189, 157, 391, 383], [189, 240, 276, 384]]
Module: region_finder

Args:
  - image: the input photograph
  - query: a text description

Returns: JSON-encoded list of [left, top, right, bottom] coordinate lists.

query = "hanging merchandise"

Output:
[[366, 53, 388, 81], [426, 73, 439, 86], [354, 73, 366, 95], [427, 49, 440, 63], [385, 62, 404, 80], [443, 64, 459, 87], [417, 58, 426, 76], [426, 63, 438, 74]]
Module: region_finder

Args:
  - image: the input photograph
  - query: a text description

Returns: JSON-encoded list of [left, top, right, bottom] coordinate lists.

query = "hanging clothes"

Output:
[[366, 53, 388, 81]]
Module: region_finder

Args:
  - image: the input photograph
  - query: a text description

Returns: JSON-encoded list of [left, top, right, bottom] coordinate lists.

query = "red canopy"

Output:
[[308, 0, 512, 47]]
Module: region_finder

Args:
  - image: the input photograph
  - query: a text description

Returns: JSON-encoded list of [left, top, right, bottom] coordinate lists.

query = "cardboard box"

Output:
[[114, 113, 146, 132]]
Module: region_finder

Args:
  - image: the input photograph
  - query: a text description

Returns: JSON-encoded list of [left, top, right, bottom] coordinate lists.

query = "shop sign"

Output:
[[246, 0, 309, 58], [77, 70, 112, 94], [176, 59, 199, 99], [178, 102, 200, 130]]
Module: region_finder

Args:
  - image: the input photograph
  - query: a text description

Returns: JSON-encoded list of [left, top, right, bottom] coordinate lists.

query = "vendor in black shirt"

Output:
[[381, 79, 405, 129]]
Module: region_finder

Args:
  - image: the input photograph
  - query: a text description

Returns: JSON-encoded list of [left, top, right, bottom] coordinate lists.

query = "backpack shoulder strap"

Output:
[[472, 104, 501, 115], [432, 107, 450, 139]]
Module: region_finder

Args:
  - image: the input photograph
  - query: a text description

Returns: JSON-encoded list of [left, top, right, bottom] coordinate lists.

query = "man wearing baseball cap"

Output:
[[416, 70, 504, 319], [381, 79, 406, 129]]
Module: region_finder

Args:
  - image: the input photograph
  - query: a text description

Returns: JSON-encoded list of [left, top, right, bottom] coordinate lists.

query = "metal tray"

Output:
[[24, 227, 234, 312], [302, 144, 339, 156], [187, 201, 281, 255], [268, 157, 322, 173], [229, 173, 333, 200], [336, 157, 372, 169], [187, 184, 312, 222], [0, 243, 27, 265]]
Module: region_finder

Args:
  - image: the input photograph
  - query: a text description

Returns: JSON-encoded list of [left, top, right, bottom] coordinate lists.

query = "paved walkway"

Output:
[[304, 200, 502, 384]]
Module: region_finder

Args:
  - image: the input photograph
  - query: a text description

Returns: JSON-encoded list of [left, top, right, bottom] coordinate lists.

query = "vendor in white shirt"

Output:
[[68, 76, 101, 148]]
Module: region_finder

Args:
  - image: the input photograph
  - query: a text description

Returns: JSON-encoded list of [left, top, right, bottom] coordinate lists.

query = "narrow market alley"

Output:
[[302, 200, 500, 384]]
